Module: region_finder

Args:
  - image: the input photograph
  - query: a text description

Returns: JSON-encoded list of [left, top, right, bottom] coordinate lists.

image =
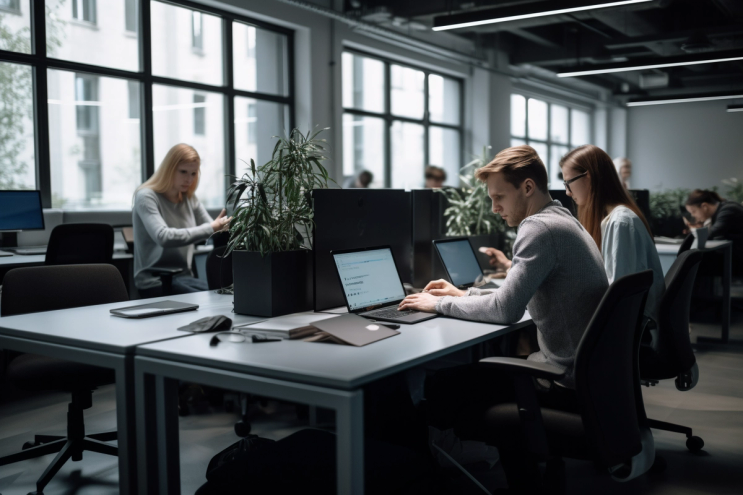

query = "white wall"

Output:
[[628, 100, 743, 191]]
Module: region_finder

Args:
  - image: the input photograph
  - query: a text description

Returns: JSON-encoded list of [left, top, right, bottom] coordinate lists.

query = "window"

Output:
[[193, 94, 206, 135], [72, 0, 96, 24], [2, 1, 294, 210], [125, 0, 138, 33], [342, 51, 463, 189], [510, 94, 593, 187], [0, 0, 20, 14], [192, 11, 203, 51]]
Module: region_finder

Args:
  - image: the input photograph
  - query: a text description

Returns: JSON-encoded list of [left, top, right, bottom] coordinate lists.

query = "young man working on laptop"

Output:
[[398, 146, 609, 489]]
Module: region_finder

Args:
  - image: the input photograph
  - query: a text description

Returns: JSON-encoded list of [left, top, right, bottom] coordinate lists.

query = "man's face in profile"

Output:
[[487, 172, 528, 227]]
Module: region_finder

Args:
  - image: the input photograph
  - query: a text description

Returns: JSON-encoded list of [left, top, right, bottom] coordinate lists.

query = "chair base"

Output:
[[648, 418, 704, 452], [0, 391, 118, 494]]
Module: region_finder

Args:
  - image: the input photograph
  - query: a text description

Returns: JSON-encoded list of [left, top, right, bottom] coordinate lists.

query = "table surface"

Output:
[[654, 239, 729, 255], [0, 291, 263, 354], [0, 245, 212, 267], [136, 312, 532, 390]]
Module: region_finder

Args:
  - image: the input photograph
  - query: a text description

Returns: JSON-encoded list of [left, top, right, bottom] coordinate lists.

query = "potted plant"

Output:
[[225, 127, 334, 317], [437, 147, 517, 256]]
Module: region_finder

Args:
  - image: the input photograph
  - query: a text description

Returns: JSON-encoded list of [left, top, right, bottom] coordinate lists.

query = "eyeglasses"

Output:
[[563, 171, 588, 193], [425, 173, 445, 181]]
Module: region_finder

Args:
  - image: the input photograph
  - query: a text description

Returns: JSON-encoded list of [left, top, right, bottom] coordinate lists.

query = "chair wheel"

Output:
[[650, 455, 667, 473], [234, 420, 251, 437], [686, 436, 704, 452]]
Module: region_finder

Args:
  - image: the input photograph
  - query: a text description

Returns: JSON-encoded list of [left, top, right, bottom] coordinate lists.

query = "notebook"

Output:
[[235, 313, 339, 340], [310, 313, 400, 347], [110, 300, 199, 318]]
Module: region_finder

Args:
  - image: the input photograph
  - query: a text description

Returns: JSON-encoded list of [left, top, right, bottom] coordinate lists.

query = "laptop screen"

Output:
[[435, 239, 483, 287], [333, 247, 406, 311]]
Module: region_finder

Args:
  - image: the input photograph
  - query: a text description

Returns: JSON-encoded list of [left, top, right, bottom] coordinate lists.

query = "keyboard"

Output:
[[364, 308, 414, 320]]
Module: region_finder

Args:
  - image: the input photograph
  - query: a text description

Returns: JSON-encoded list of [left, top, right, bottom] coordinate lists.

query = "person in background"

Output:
[[561, 145, 664, 324], [424, 165, 447, 189], [133, 143, 230, 298], [614, 157, 632, 189], [685, 189, 743, 275], [343, 170, 374, 189]]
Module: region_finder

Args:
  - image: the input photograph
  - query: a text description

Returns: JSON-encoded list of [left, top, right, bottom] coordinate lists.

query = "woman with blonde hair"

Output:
[[133, 143, 230, 297], [560, 144, 664, 323]]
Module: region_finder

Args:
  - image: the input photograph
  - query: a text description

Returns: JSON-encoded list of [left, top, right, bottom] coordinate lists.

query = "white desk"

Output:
[[655, 239, 732, 343], [133, 313, 533, 495], [0, 291, 263, 495]]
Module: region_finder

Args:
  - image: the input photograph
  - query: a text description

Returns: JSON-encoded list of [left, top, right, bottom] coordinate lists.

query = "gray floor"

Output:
[[1, 311, 742, 495]]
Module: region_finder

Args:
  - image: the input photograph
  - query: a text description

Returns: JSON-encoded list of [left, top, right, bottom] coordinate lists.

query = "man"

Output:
[[343, 170, 374, 189], [400, 145, 608, 388], [424, 165, 447, 189]]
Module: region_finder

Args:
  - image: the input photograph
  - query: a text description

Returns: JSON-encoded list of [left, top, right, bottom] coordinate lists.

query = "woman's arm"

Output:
[[135, 191, 213, 248]]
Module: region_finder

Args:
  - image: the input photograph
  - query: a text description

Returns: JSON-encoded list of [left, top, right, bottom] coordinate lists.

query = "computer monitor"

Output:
[[313, 189, 412, 311], [433, 238, 483, 288], [0, 190, 45, 232]]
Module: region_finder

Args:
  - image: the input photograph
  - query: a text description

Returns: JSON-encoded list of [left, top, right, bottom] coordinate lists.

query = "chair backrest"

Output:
[[574, 270, 653, 468], [653, 249, 704, 375], [1, 264, 129, 317], [206, 245, 233, 290], [121, 226, 135, 254], [677, 233, 694, 256], [45, 223, 114, 265]]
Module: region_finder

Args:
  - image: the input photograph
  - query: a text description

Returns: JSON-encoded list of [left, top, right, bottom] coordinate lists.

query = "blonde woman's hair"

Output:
[[136, 144, 201, 202]]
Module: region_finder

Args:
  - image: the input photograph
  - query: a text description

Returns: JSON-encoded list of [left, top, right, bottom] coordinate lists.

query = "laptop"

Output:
[[311, 313, 400, 346], [110, 300, 199, 318], [331, 246, 437, 324], [433, 238, 501, 290]]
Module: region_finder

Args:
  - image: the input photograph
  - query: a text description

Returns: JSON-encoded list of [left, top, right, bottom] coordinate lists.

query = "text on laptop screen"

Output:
[[436, 240, 483, 287], [333, 248, 406, 311], [0, 191, 44, 231]]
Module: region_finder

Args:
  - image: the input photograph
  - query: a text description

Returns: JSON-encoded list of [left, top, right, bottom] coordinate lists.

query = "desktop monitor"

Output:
[[313, 189, 412, 311], [0, 190, 45, 232]]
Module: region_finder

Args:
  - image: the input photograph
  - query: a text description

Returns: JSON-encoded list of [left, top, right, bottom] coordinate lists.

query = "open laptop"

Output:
[[433, 238, 501, 290], [331, 246, 437, 324]]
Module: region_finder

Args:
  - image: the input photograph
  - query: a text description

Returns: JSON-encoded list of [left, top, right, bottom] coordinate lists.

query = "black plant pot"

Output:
[[233, 250, 313, 317]]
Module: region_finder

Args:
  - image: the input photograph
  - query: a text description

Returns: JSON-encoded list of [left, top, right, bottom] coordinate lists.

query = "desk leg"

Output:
[[135, 366, 180, 495], [336, 389, 364, 495], [115, 357, 136, 495], [698, 245, 732, 344]]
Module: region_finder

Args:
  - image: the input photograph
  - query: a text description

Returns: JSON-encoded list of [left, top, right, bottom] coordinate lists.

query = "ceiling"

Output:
[[341, 0, 743, 102]]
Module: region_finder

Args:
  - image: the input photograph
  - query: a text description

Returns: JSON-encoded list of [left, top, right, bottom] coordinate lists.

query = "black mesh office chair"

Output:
[[640, 249, 705, 452], [206, 245, 233, 292], [45, 223, 114, 265], [0, 264, 128, 495], [677, 233, 694, 256], [121, 225, 183, 296], [455, 271, 656, 493]]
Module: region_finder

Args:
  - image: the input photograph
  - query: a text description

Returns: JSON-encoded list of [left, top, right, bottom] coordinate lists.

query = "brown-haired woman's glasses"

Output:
[[563, 171, 588, 193]]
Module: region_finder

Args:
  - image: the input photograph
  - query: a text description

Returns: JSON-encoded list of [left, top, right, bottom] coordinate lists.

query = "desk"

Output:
[[134, 314, 533, 495], [655, 240, 732, 343], [0, 291, 263, 495]]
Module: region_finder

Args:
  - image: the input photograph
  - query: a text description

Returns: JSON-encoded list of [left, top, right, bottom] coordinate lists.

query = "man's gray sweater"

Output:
[[436, 200, 608, 388]]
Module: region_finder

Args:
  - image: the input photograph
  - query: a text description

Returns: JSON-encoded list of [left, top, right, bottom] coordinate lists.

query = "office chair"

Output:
[[454, 271, 656, 493], [121, 225, 183, 296], [640, 249, 705, 452], [206, 245, 233, 292], [0, 264, 128, 495], [677, 233, 694, 256], [45, 223, 114, 265]]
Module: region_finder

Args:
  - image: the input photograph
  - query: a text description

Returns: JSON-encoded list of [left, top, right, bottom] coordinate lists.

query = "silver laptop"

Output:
[[331, 246, 437, 324], [433, 238, 500, 290], [312, 313, 400, 346]]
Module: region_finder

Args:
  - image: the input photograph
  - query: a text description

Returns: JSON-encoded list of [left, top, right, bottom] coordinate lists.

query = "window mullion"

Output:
[[223, 17, 235, 191], [384, 61, 391, 189], [31, 0, 52, 207], [423, 72, 429, 167], [140, 0, 154, 182]]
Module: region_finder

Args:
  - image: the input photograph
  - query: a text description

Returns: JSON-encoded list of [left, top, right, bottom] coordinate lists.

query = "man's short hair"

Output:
[[474, 145, 548, 194], [425, 165, 447, 181]]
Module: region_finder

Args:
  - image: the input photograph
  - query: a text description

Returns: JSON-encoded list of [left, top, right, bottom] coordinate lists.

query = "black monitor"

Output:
[[0, 190, 45, 232], [549, 189, 577, 217], [312, 189, 412, 311]]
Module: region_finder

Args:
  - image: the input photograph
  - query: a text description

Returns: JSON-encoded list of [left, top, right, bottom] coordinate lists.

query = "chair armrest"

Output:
[[479, 357, 566, 381], [146, 267, 184, 276]]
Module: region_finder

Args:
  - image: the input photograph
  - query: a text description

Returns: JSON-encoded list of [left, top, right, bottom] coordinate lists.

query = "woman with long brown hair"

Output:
[[133, 143, 230, 297], [560, 144, 664, 322]]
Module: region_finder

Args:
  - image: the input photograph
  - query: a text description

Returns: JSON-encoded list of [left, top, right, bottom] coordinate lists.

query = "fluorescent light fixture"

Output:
[[432, 0, 652, 31], [559, 55, 743, 77], [727, 104, 743, 113], [627, 94, 743, 107]]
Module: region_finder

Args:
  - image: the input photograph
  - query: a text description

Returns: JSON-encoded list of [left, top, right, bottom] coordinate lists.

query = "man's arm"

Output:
[[435, 219, 556, 324], [709, 206, 740, 240]]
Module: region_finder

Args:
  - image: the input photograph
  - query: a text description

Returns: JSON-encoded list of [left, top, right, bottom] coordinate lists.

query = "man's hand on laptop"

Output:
[[422, 279, 466, 297], [398, 293, 440, 313]]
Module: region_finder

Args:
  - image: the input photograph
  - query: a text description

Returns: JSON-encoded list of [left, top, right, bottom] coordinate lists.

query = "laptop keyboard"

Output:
[[365, 308, 414, 319]]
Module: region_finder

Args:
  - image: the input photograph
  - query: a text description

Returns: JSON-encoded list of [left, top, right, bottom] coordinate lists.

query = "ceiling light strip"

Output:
[[627, 94, 743, 107], [432, 0, 652, 31], [558, 56, 743, 77]]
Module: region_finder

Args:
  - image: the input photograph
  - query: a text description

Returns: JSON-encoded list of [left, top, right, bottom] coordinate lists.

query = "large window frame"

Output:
[[0, 0, 295, 208], [510, 92, 593, 186], [342, 48, 464, 189]]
